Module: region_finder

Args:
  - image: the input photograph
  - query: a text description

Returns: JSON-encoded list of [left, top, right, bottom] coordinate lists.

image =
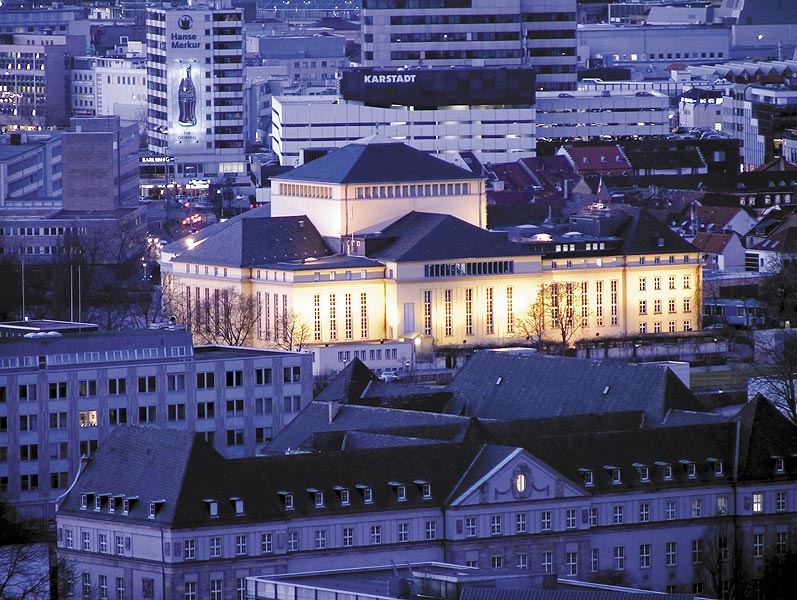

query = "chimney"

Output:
[[328, 400, 341, 424]]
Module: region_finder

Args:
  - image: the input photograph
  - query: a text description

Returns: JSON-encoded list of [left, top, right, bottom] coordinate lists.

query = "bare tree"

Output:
[[517, 282, 588, 354], [165, 285, 258, 347], [761, 254, 797, 328], [751, 330, 797, 424], [699, 520, 748, 600], [272, 311, 312, 352]]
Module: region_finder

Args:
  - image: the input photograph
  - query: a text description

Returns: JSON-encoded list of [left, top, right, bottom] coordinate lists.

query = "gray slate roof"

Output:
[[167, 208, 331, 268], [444, 350, 705, 423], [273, 135, 477, 184], [367, 212, 530, 262], [262, 401, 472, 455]]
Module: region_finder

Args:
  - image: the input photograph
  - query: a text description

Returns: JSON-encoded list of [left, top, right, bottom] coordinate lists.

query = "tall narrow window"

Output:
[[273, 294, 279, 342], [506, 286, 514, 333], [360, 292, 368, 338], [313, 295, 321, 341], [282, 295, 288, 340], [264, 292, 271, 340], [423, 290, 432, 335], [256, 292, 263, 339], [329, 294, 337, 340], [345, 293, 353, 339], [595, 280, 604, 326], [444, 289, 453, 336], [465, 288, 473, 335], [610, 280, 619, 325], [581, 281, 589, 327], [486, 287, 494, 334]]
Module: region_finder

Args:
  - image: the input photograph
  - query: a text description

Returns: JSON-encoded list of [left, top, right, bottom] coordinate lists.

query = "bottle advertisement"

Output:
[[168, 13, 205, 149]]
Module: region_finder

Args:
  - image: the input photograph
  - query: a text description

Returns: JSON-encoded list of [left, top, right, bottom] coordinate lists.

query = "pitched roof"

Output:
[[169, 211, 332, 267], [690, 232, 737, 254], [366, 212, 530, 262], [263, 401, 472, 454], [444, 350, 705, 424], [615, 205, 698, 255], [273, 136, 476, 184]]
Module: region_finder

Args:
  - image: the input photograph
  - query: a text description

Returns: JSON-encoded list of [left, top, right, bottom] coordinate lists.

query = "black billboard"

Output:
[[340, 66, 535, 109]]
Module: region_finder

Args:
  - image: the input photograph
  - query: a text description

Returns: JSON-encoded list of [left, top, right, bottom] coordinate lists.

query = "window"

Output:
[[283, 396, 301, 413], [613, 505, 624, 524], [49, 382, 66, 399], [79, 380, 97, 397], [663, 464, 673, 480], [668, 298, 677, 313], [639, 300, 647, 315], [226, 370, 243, 387], [613, 546, 625, 570], [541, 510, 552, 531], [116, 577, 124, 600], [287, 531, 299, 552], [99, 575, 108, 600], [683, 298, 691, 312], [639, 502, 650, 522], [668, 275, 676, 290], [666, 541, 677, 566], [566, 508, 577, 529], [197, 372, 215, 389], [691, 498, 702, 518], [20, 444, 38, 461], [687, 463, 697, 478], [261, 532, 273, 554], [541, 551, 553, 574], [588, 507, 598, 527], [776, 491, 787, 511], [108, 377, 127, 396], [236, 534, 247, 555], [184, 539, 196, 559], [753, 533, 764, 558], [210, 579, 223, 600], [255, 368, 272, 385], [653, 299, 662, 314], [284, 366, 301, 383], [591, 548, 599, 573], [167, 373, 185, 392], [138, 375, 156, 393], [516, 513, 527, 533], [692, 539, 703, 563], [342, 526, 355, 547], [611, 469, 621, 484], [109, 408, 127, 425], [226, 429, 244, 446], [99, 533, 107, 553], [465, 516, 476, 537], [210, 537, 222, 558], [714, 461, 724, 476], [82, 531, 91, 551], [491, 554, 504, 569], [752, 492, 763, 513], [237, 578, 246, 600], [666, 500, 677, 520], [226, 398, 244, 416], [138, 406, 156, 423], [168, 403, 185, 421], [654, 276, 661, 290], [717, 496, 728, 516], [425, 521, 437, 540], [490, 515, 502, 535], [517, 553, 528, 570], [639, 277, 646, 291], [639, 544, 650, 568], [683, 275, 691, 289], [370, 525, 382, 544], [566, 552, 577, 576], [115, 535, 124, 556], [777, 531, 788, 555], [315, 529, 327, 549]]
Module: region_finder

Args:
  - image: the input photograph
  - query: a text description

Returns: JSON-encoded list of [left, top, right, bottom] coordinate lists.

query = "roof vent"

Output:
[[603, 385, 610, 395], [495, 377, 503, 385]]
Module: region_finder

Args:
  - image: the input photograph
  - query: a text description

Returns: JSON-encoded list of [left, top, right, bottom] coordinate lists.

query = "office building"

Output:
[[145, 1, 247, 185], [272, 65, 537, 166], [0, 131, 63, 206], [0, 326, 313, 520], [361, 0, 577, 92], [56, 394, 797, 597]]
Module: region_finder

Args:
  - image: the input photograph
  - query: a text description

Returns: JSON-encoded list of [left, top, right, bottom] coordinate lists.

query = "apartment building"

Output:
[[0, 327, 312, 520]]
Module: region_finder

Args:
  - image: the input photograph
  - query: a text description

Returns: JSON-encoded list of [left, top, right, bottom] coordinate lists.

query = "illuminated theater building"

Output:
[[272, 65, 537, 167], [161, 137, 702, 369], [145, 0, 247, 185]]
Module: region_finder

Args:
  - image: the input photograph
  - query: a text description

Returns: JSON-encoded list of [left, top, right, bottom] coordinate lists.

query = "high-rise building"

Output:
[[361, 0, 576, 92], [145, 0, 247, 185]]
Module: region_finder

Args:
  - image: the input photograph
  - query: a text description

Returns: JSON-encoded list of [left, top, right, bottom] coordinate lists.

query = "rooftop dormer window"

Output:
[[605, 466, 621, 485], [390, 482, 407, 501], [363, 487, 373, 504], [662, 465, 673, 481], [232, 497, 245, 515], [334, 486, 350, 506], [709, 458, 723, 476], [636, 465, 650, 482], [580, 470, 594, 487], [81, 494, 88, 510], [310, 490, 324, 508], [774, 457, 785, 474], [203, 498, 219, 518], [278, 492, 294, 510], [94, 495, 103, 511], [149, 499, 165, 519], [415, 480, 431, 499]]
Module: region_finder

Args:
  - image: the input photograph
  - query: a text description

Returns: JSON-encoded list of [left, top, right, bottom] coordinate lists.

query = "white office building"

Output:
[[146, 0, 247, 184], [361, 0, 577, 92]]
